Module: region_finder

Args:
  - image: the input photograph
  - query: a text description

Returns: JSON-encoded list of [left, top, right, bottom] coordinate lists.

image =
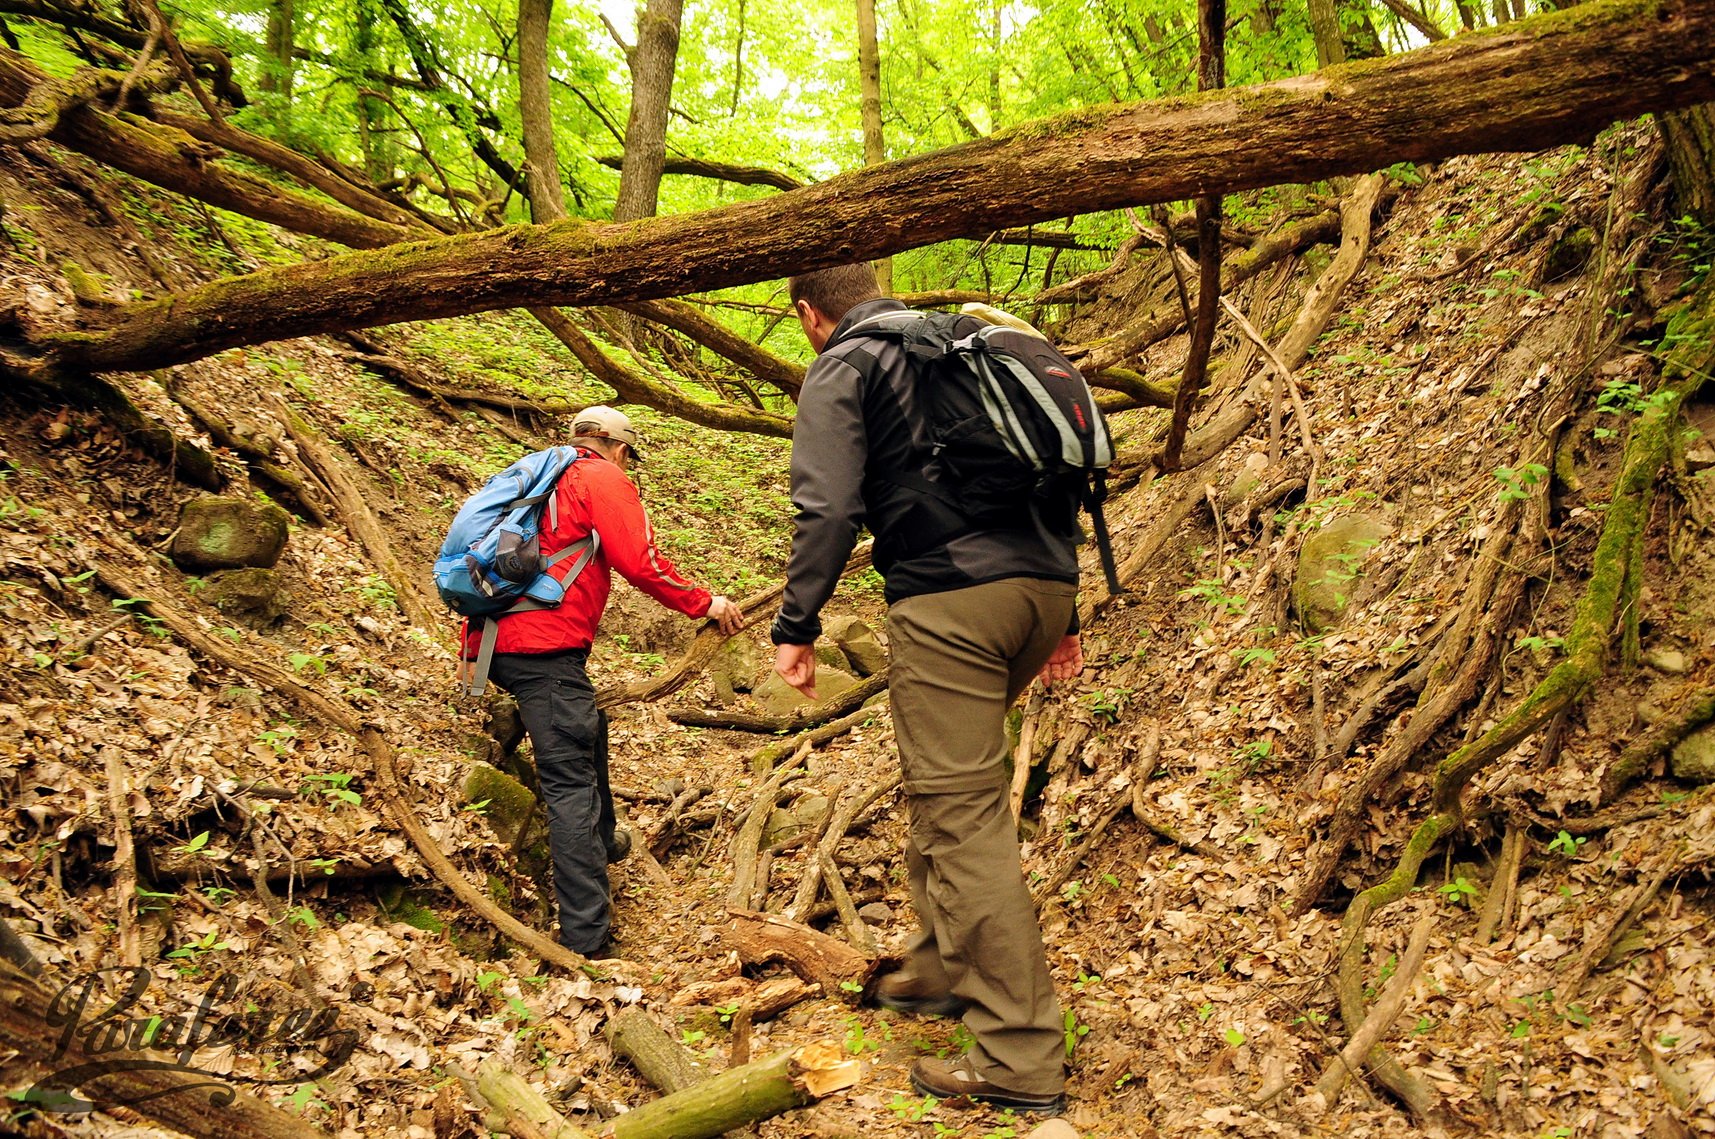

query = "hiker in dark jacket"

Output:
[[461, 406, 744, 956], [771, 265, 1082, 1115]]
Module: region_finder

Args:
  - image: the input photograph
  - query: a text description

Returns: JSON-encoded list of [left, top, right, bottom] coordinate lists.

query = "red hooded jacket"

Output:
[[460, 448, 712, 657]]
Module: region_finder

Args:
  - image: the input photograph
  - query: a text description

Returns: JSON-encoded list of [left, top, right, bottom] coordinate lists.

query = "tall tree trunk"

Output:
[[518, 0, 568, 219], [10, 0, 1715, 377], [260, 0, 293, 124], [353, 0, 391, 183], [1660, 104, 1715, 227], [856, 0, 891, 293], [729, 0, 746, 116], [1308, 0, 1345, 67], [615, 0, 684, 223]]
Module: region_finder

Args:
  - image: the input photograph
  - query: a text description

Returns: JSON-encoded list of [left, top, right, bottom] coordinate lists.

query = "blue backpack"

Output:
[[433, 446, 600, 695]]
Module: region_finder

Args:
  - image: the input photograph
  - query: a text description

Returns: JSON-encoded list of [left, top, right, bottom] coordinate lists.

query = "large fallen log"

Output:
[[9, 0, 1714, 374], [476, 1041, 859, 1139]]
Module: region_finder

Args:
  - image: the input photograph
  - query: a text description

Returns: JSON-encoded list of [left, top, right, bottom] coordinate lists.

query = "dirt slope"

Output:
[[1, 123, 1712, 1139]]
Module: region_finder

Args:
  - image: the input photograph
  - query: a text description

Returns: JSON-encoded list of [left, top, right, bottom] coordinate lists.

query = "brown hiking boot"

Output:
[[871, 971, 968, 1018], [909, 1057, 1065, 1115]]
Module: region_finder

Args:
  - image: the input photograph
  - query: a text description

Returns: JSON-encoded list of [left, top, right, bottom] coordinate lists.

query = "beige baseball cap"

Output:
[[573, 405, 643, 459]]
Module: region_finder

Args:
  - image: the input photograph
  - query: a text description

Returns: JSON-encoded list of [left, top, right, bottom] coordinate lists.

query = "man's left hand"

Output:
[[707, 595, 746, 636]]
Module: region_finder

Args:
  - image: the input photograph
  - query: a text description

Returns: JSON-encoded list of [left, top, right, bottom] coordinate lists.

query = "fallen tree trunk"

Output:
[[723, 910, 877, 995], [13, 0, 1715, 374], [605, 1007, 711, 1094], [610, 1042, 860, 1139]]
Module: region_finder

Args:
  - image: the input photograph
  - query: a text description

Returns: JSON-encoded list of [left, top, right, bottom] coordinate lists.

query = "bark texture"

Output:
[[12, 0, 1715, 374], [518, 0, 568, 219], [613, 0, 683, 223]]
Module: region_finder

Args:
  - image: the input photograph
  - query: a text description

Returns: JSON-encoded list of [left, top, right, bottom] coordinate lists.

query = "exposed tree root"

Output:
[[670, 671, 887, 732], [1293, 491, 1540, 916], [1474, 825, 1525, 944], [1561, 851, 1679, 1001], [1313, 911, 1434, 1107], [1329, 297, 1714, 1115], [787, 775, 900, 923], [164, 380, 330, 524]]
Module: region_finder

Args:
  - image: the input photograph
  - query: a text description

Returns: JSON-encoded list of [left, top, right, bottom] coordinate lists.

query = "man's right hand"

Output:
[[707, 596, 746, 636], [774, 643, 818, 700]]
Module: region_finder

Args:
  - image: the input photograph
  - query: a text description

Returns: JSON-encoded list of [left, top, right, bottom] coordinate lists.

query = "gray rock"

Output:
[[171, 496, 290, 571], [1670, 724, 1715, 784], [763, 793, 830, 848], [826, 615, 888, 677], [751, 666, 858, 716], [200, 567, 285, 622], [857, 902, 893, 923], [1293, 513, 1391, 632], [815, 643, 849, 670], [1644, 649, 1690, 676], [709, 635, 765, 694]]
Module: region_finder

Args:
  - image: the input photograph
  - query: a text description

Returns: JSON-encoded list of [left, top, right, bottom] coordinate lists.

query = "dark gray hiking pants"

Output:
[[488, 649, 617, 954]]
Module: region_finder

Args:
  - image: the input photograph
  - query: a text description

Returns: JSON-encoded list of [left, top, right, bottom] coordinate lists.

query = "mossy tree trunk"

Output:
[[1659, 104, 1715, 228], [7, 0, 1715, 378]]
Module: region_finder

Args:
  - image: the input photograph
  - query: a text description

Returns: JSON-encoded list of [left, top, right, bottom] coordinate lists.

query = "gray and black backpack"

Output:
[[846, 309, 1123, 596]]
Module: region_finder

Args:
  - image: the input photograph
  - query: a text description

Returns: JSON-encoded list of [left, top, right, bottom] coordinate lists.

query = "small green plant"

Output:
[[1180, 577, 1245, 617], [679, 1028, 707, 1046], [201, 886, 236, 904], [1222, 1026, 1246, 1047], [288, 652, 328, 676], [136, 887, 179, 915], [1084, 687, 1133, 725], [843, 1015, 883, 1055], [1233, 739, 1272, 770], [838, 979, 864, 995], [714, 1002, 741, 1027], [1515, 633, 1565, 654], [175, 832, 213, 857], [285, 906, 320, 929], [1063, 1009, 1090, 1060], [303, 772, 362, 810], [887, 1093, 940, 1122], [1060, 879, 1087, 905], [1547, 830, 1586, 857], [1233, 646, 1276, 668], [1438, 876, 1479, 907], [167, 929, 233, 973], [1493, 462, 1549, 503]]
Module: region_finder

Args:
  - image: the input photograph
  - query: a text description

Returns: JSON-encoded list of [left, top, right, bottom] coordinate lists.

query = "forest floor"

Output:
[[2, 124, 1714, 1139]]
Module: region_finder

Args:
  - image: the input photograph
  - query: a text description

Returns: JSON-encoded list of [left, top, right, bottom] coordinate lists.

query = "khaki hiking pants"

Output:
[[886, 576, 1076, 1097]]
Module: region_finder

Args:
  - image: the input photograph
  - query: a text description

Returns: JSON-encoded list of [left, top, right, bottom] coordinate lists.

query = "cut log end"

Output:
[[791, 1041, 864, 1098]]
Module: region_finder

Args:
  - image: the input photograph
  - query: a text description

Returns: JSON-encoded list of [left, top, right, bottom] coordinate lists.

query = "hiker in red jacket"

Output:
[[462, 406, 744, 956]]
